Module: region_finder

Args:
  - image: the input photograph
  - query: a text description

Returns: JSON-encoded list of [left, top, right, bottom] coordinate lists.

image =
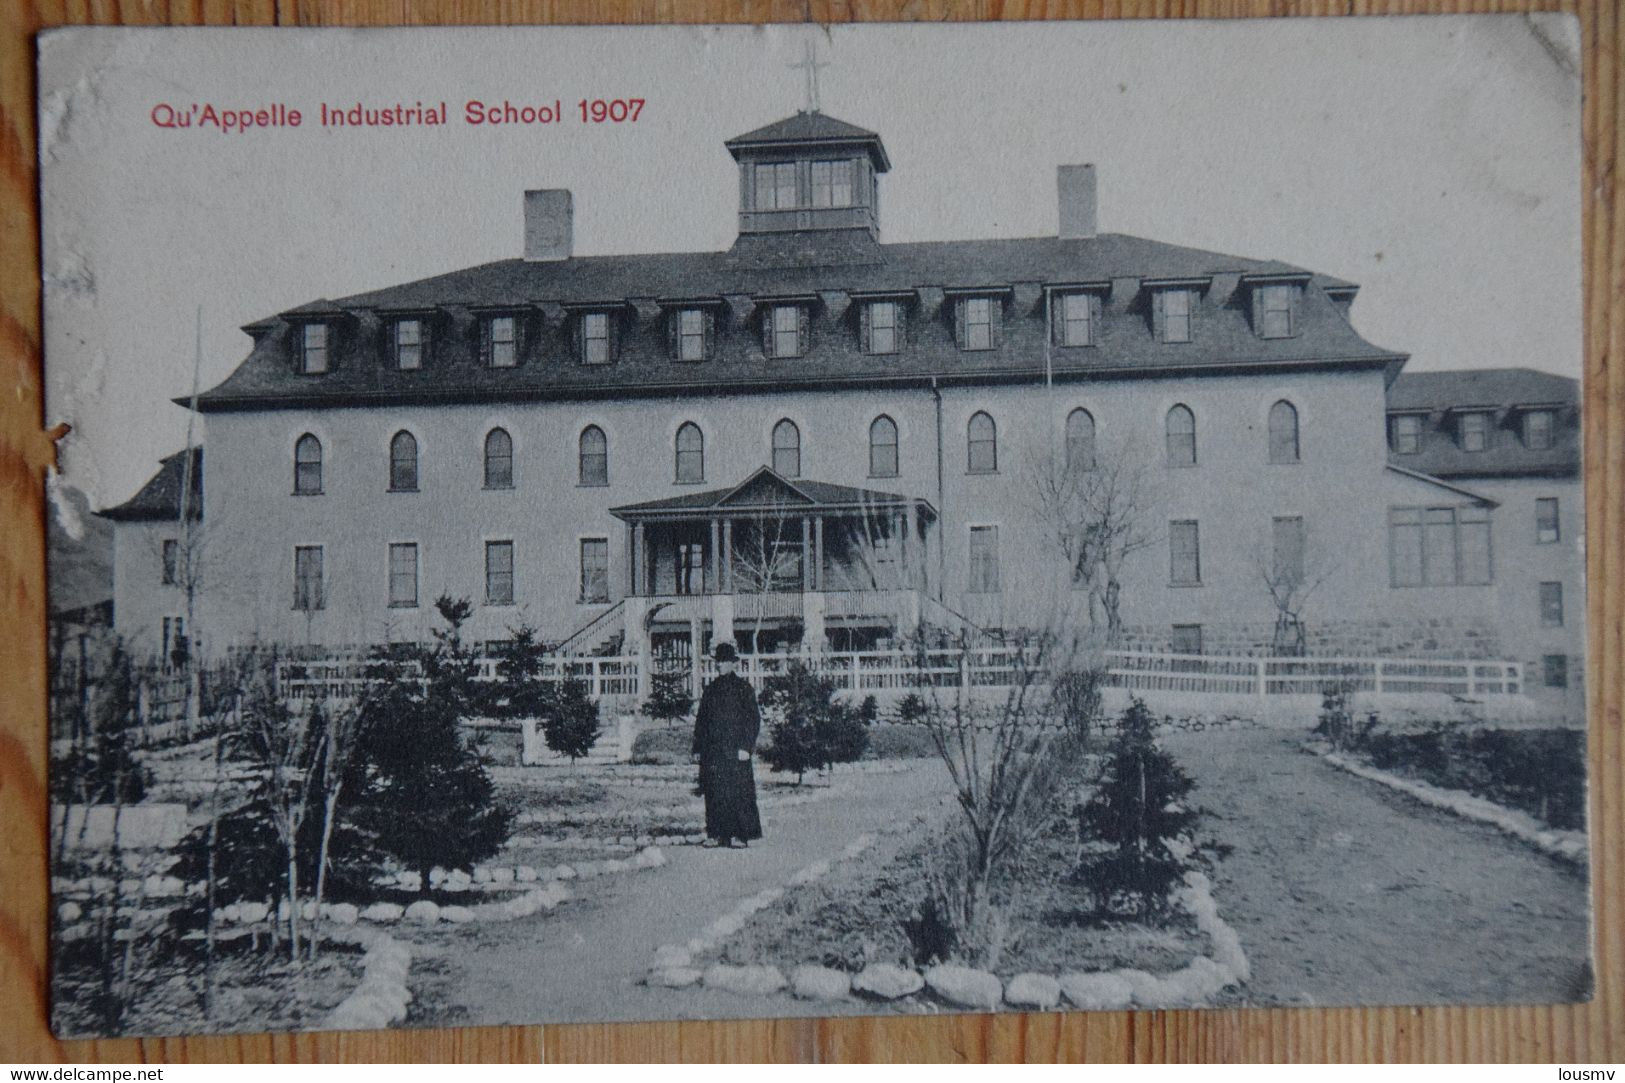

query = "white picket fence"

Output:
[[277, 647, 1522, 702]]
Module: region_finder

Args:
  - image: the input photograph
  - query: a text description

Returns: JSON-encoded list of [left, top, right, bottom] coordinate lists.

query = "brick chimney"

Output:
[[524, 189, 572, 262], [1057, 164, 1097, 240]]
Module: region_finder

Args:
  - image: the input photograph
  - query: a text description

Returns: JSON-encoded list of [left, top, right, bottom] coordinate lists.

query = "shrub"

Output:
[[540, 679, 603, 763], [1076, 697, 1203, 920], [1051, 666, 1105, 741], [641, 667, 694, 723], [51, 641, 150, 806], [630, 725, 692, 765], [493, 624, 601, 763], [759, 662, 868, 783], [894, 691, 929, 725]]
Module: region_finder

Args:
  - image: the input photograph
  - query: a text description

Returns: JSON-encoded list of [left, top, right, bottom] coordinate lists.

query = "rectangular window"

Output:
[[161, 539, 179, 585], [1524, 409, 1555, 450], [485, 540, 514, 605], [676, 309, 708, 362], [810, 160, 853, 207], [394, 319, 422, 370], [1258, 284, 1295, 338], [487, 316, 517, 368], [1540, 581, 1565, 627], [1162, 289, 1192, 343], [581, 312, 611, 365], [1391, 414, 1422, 455], [968, 526, 1000, 593], [1536, 497, 1561, 544], [388, 542, 419, 608], [770, 305, 804, 358], [1169, 520, 1201, 586], [1544, 654, 1569, 689], [962, 297, 994, 350], [294, 545, 324, 611], [1459, 411, 1490, 452], [755, 162, 798, 210], [580, 538, 609, 604], [1272, 516, 1305, 587], [1389, 507, 1423, 587], [866, 301, 899, 354], [300, 324, 328, 374], [676, 541, 706, 596], [1458, 506, 1493, 585], [1389, 505, 1493, 586], [1171, 624, 1203, 655], [1057, 292, 1093, 347]]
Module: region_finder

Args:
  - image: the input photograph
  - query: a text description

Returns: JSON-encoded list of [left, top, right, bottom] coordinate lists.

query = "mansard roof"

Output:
[[1385, 367, 1580, 480], [192, 229, 1403, 413], [611, 466, 933, 521], [98, 448, 203, 522]]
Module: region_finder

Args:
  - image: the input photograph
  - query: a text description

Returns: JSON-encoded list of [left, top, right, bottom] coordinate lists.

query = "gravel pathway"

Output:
[[1162, 727, 1591, 1008], [403, 757, 951, 1027]]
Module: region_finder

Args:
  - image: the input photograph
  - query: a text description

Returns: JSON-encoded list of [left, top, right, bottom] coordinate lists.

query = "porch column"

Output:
[[814, 516, 825, 592], [895, 509, 908, 589], [689, 617, 704, 702], [801, 516, 812, 591], [709, 518, 721, 594], [631, 522, 645, 596], [722, 519, 733, 592]]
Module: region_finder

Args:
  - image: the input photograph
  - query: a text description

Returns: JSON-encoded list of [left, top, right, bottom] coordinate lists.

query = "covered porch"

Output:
[[609, 467, 940, 658]]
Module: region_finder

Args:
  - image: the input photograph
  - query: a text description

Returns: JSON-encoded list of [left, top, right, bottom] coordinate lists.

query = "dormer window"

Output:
[[1459, 411, 1491, 452], [1524, 409, 1555, 450], [1391, 414, 1422, 455], [1156, 288, 1195, 344], [861, 301, 902, 354], [765, 304, 809, 359], [810, 160, 854, 207], [754, 162, 798, 210], [1051, 291, 1097, 347], [299, 323, 329, 374], [482, 315, 519, 368], [669, 308, 715, 362], [955, 296, 1001, 351], [393, 318, 424, 370], [578, 311, 614, 365], [1255, 283, 1299, 338]]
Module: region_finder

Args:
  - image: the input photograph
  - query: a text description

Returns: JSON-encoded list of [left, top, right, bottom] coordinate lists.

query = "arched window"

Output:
[[294, 433, 323, 494], [389, 430, 419, 491], [967, 411, 998, 474], [675, 422, 704, 483], [772, 419, 801, 477], [579, 425, 608, 487], [484, 428, 513, 489], [1268, 400, 1300, 464], [1165, 405, 1196, 467], [869, 415, 899, 478], [1065, 408, 1096, 472]]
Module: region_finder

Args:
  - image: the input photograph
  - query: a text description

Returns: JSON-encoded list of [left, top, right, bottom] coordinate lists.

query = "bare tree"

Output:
[[1024, 438, 1158, 643], [1251, 522, 1337, 657], [729, 494, 809, 657]]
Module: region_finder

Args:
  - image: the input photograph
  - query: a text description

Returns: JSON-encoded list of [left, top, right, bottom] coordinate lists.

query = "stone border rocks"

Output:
[[323, 926, 413, 1031], [1322, 750, 1588, 867]]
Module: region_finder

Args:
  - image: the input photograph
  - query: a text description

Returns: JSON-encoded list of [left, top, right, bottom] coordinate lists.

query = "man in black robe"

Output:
[[691, 641, 763, 848]]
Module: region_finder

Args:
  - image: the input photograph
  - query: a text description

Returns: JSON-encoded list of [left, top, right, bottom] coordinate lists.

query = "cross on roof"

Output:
[[788, 38, 830, 113]]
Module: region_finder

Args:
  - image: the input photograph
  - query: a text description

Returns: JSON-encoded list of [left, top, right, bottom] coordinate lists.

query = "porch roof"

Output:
[[609, 466, 936, 522]]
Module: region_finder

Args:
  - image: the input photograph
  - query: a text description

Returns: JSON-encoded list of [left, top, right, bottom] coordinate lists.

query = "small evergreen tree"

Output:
[[1076, 698, 1202, 920], [894, 691, 929, 726], [759, 662, 867, 783], [641, 666, 694, 724], [541, 678, 602, 763], [350, 599, 514, 893], [493, 625, 602, 764]]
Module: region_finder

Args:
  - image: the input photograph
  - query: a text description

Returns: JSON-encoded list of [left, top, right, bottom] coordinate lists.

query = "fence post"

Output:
[[850, 652, 860, 693], [1374, 661, 1385, 696], [1257, 659, 1267, 699]]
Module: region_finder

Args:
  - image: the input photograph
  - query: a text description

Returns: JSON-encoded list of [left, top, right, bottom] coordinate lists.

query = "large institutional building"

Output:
[[99, 110, 1585, 709]]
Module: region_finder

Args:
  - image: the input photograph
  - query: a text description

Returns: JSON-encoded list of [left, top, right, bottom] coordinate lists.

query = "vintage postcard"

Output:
[[39, 18, 1589, 1037]]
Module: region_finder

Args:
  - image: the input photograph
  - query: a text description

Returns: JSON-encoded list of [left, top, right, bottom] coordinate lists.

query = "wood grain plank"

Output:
[[1, 0, 1617, 1062]]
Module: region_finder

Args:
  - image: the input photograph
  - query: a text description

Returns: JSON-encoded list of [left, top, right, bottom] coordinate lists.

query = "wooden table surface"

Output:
[[1, 0, 1619, 1062]]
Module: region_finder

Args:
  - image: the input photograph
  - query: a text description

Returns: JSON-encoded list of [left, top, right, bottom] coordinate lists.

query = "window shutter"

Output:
[[761, 310, 774, 355], [607, 312, 619, 361], [988, 299, 1003, 349], [896, 305, 907, 350], [702, 310, 715, 359], [420, 319, 432, 367], [1152, 291, 1166, 341], [479, 318, 492, 366], [859, 303, 872, 352], [954, 299, 967, 349], [666, 311, 679, 359], [1049, 296, 1062, 345], [797, 306, 810, 354]]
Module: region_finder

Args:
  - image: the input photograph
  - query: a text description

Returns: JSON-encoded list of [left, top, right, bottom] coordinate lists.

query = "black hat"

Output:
[[713, 641, 739, 662]]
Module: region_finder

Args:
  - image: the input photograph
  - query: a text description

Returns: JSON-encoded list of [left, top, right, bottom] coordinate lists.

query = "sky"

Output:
[[38, 16, 1583, 509]]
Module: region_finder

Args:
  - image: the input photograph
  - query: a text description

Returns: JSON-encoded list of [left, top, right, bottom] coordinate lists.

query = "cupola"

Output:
[[724, 111, 890, 239]]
